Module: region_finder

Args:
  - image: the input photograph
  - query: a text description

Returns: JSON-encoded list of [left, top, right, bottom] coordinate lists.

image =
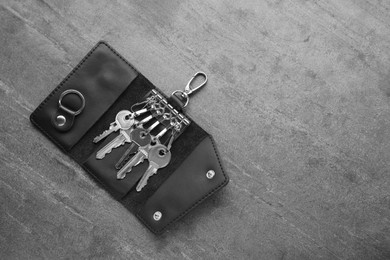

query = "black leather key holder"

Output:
[[30, 41, 229, 234], [51, 89, 86, 132]]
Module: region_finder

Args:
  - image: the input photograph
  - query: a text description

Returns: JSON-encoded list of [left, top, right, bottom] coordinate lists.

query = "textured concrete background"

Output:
[[1, 0, 390, 259]]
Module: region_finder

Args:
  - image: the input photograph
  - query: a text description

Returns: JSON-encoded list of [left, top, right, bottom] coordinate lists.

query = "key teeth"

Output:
[[96, 135, 126, 159], [115, 158, 131, 170], [115, 144, 136, 169], [117, 166, 131, 179], [136, 179, 147, 192], [95, 148, 112, 159], [136, 175, 151, 191], [115, 163, 123, 170], [94, 130, 110, 143], [136, 168, 155, 192], [117, 172, 126, 180], [114, 157, 134, 170], [93, 136, 103, 143], [116, 157, 136, 179], [95, 153, 105, 160], [93, 135, 103, 143]]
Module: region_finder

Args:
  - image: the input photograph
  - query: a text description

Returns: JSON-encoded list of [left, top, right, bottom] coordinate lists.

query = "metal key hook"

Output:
[[184, 71, 207, 96], [172, 71, 207, 108]]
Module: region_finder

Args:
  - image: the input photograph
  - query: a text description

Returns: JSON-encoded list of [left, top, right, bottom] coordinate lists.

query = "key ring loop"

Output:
[[162, 112, 172, 120], [171, 90, 189, 107], [58, 89, 85, 116]]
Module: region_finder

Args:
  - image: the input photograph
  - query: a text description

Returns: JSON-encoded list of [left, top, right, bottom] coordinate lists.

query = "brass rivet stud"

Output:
[[153, 211, 162, 221], [206, 170, 215, 179]]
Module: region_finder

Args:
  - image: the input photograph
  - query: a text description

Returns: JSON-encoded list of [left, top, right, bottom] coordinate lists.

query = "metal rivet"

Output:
[[153, 211, 162, 221], [206, 170, 215, 179], [56, 115, 66, 126]]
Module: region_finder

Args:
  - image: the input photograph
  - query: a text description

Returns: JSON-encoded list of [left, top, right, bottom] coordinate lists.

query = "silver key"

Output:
[[116, 128, 152, 179], [136, 144, 171, 192], [95, 130, 129, 159], [93, 110, 134, 143], [115, 120, 160, 170]]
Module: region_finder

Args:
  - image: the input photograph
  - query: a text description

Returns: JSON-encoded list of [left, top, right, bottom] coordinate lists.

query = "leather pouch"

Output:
[[30, 41, 229, 234]]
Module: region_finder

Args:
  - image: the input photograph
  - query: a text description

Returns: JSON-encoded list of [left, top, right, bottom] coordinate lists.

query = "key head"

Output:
[[130, 128, 152, 147], [148, 144, 171, 168], [116, 110, 134, 129]]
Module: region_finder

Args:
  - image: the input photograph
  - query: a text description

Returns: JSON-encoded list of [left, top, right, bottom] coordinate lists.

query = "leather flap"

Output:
[[30, 41, 138, 151], [136, 135, 229, 234]]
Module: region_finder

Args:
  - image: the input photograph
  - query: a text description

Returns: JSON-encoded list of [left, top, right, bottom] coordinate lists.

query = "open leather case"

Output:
[[30, 41, 229, 234]]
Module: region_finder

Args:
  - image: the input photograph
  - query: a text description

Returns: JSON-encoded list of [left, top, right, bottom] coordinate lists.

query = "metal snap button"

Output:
[[55, 115, 66, 126], [153, 211, 162, 221], [206, 170, 215, 179]]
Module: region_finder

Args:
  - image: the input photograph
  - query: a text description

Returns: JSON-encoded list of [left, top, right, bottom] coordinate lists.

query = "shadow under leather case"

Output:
[[30, 41, 229, 234]]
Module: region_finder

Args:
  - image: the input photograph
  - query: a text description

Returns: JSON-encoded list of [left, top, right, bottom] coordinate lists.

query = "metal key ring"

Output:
[[58, 89, 85, 116], [162, 112, 172, 120], [171, 90, 189, 107]]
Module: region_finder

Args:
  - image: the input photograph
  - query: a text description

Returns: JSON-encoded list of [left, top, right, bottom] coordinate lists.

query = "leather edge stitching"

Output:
[[100, 41, 139, 75]]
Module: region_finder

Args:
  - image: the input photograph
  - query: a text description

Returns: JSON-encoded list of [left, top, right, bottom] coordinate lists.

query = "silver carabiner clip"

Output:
[[172, 71, 207, 107], [184, 71, 208, 96]]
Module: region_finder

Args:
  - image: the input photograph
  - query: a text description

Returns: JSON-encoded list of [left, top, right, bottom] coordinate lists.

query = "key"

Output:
[[95, 130, 130, 159], [136, 144, 171, 192], [115, 120, 161, 170], [93, 110, 138, 143], [116, 128, 152, 179], [93, 110, 133, 143]]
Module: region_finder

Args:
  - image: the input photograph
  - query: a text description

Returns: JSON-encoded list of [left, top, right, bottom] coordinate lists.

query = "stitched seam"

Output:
[[136, 135, 229, 234], [100, 42, 139, 75]]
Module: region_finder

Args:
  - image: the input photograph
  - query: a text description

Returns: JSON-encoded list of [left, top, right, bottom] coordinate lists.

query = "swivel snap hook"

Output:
[[171, 72, 208, 108]]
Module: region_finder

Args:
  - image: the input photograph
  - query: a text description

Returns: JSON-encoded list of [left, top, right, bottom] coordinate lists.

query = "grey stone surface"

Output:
[[1, 0, 390, 259]]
